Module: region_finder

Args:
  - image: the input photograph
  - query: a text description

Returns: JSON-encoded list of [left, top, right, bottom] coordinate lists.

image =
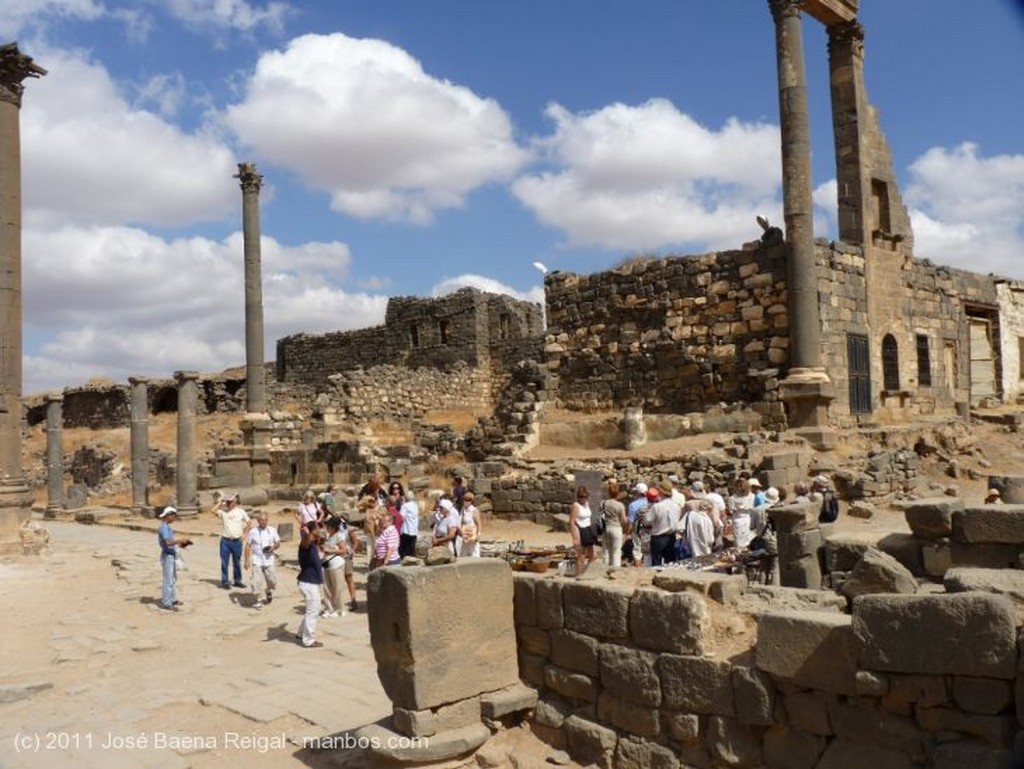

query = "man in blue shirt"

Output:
[[157, 506, 191, 611]]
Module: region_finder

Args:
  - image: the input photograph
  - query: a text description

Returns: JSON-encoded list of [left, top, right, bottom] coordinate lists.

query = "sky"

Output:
[[4, 0, 1024, 395]]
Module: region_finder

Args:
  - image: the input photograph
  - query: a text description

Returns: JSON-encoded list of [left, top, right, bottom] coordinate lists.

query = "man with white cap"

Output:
[[157, 506, 191, 611], [623, 482, 649, 565]]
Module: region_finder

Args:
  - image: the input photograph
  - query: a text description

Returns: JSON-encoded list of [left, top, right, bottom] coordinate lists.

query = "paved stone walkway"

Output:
[[0, 520, 391, 768]]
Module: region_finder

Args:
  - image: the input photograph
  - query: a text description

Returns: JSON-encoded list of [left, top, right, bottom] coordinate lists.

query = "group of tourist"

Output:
[[570, 473, 838, 572], [428, 476, 483, 559]]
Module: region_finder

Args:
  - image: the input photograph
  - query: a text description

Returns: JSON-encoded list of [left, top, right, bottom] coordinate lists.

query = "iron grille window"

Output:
[[882, 334, 900, 391], [916, 334, 932, 386]]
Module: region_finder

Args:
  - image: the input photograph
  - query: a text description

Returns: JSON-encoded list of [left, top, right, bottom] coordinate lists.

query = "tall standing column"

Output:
[[175, 371, 199, 514], [236, 162, 266, 415], [768, 1, 835, 443], [0, 45, 46, 551], [129, 376, 149, 513], [44, 392, 63, 517]]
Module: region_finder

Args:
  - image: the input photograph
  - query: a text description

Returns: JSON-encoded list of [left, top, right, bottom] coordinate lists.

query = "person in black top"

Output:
[[296, 522, 325, 648]]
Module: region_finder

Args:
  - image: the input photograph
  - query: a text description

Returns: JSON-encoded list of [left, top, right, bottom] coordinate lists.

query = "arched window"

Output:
[[882, 334, 900, 391]]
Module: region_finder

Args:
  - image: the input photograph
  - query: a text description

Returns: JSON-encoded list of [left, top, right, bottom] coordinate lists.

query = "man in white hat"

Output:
[[157, 506, 191, 611], [624, 482, 649, 565]]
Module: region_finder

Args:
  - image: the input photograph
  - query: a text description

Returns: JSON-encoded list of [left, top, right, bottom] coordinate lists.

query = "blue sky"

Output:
[[6, 0, 1024, 394]]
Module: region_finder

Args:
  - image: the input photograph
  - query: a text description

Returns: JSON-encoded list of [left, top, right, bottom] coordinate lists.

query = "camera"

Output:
[[262, 546, 273, 555]]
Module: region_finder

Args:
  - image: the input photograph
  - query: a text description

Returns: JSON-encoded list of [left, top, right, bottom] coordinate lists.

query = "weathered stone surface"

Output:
[[733, 584, 845, 616], [628, 588, 707, 655], [651, 570, 746, 603], [543, 664, 596, 703], [769, 502, 816, 533], [762, 724, 825, 769], [921, 540, 952, 578], [916, 707, 1016, 744], [358, 720, 490, 764], [828, 697, 925, 756], [783, 691, 833, 735], [562, 582, 631, 640], [549, 629, 599, 676], [599, 643, 661, 707], [367, 560, 518, 710], [824, 533, 874, 572], [614, 736, 680, 769], [512, 574, 537, 626], [535, 578, 564, 629], [518, 652, 545, 688], [596, 691, 659, 737], [732, 666, 775, 726], [814, 738, 916, 769], [534, 696, 572, 728], [756, 611, 859, 695], [950, 541, 1022, 570], [563, 715, 617, 767], [903, 497, 963, 540], [840, 548, 919, 600], [424, 545, 455, 565], [664, 711, 700, 742], [707, 716, 761, 768], [853, 593, 1018, 679], [517, 625, 550, 657], [392, 696, 480, 738], [945, 567, 1024, 609], [951, 677, 1014, 715], [657, 655, 734, 716], [877, 532, 924, 576], [480, 684, 538, 719], [931, 739, 1013, 769], [956, 505, 1024, 543], [882, 674, 949, 714]]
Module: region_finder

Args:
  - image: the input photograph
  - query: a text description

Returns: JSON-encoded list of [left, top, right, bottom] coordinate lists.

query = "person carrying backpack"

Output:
[[813, 475, 840, 523]]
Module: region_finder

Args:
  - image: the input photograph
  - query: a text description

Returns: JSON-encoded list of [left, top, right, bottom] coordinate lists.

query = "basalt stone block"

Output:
[[952, 676, 1014, 715], [614, 736, 680, 769], [903, 497, 963, 540], [664, 711, 700, 742], [916, 706, 1016, 745], [651, 570, 746, 604], [367, 560, 519, 710], [707, 716, 762, 768], [921, 540, 952, 578], [840, 548, 919, 600], [392, 695, 480, 738], [512, 574, 537, 626], [480, 684, 538, 719], [543, 664, 596, 703], [945, 567, 1024, 610], [814, 738, 916, 769], [599, 644, 661, 707], [956, 505, 1024, 544], [519, 652, 546, 688], [358, 720, 490, 764], [517, 625, 550, 657], [884, 674, 949, 711], [756, 611, 860, 695], [932, 740, 1013, 769], [534, 695, 572, 728], [563, 715, 617, 767], [828, 697, 925, 757], [950, 541, 1022, 570], [596, 692, 659, 738], [733, 584, 845, 616], [877, 533, 923, 576], [629, 588, 708, 655], [783, 691, 833, 735], [853, 593, 1017, 679], [550, 629, 599, 676], [562, 581, 632, 640], [732, 667, 776, 726], [824, 534, 874, 573], [535, 578, 564, 630], [657, 655, 735, 716], [762, 724, 826, 769], [770, 502, 816, 534]]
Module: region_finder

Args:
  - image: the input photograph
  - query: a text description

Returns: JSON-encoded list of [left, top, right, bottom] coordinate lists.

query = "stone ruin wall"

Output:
[[512, 570, 1023, 769], [543, 245, 790, 422]]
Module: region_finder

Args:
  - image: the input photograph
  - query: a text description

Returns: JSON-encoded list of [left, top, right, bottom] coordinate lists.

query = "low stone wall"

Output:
[[513, 570, 1023, 768]]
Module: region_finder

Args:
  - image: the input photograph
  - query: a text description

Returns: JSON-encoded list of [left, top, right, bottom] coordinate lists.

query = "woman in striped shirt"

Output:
[[374, 515, 400, 567]]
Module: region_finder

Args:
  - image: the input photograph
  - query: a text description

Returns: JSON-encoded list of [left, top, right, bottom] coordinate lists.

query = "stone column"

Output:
[[768, 0, 835, 444], [44, 392, 63, 517], [175, 370, 199, 514], [236, 162, 267, 415], [0, 45, 46, 551], [129, 376, 149, 513]]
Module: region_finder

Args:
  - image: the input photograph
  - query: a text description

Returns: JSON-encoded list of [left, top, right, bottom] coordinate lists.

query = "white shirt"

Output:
[[684, 509, 716, 557], [247, 525, 279, 567], [400, 500, 419, 536], [217, 506, 250, 539]]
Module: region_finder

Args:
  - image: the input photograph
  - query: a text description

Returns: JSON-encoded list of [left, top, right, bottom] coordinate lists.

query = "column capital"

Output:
[[128, 375, 149, 386], [44, 391, 64, 403], [827, 19, 865, 58], [235, 162, 263, 195], [174, 370, 200, 383], [0, 43, 47, 108], [768, 0, 805, 23]]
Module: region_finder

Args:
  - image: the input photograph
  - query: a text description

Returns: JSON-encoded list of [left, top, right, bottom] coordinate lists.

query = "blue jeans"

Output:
[[161, 552, 177, 607], [220, 537, 243, 585]]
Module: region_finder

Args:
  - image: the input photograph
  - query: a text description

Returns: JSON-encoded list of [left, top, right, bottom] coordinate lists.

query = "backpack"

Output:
[[819, 491, 839, 523]]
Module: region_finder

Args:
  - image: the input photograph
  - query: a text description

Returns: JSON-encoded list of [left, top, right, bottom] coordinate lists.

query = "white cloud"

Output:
[[907, 143, 1024, 277], [21, 47, 238, 229], [164, 0, 291, 34], [134, 71, 188, 118], [223, 33, 531, 224], [22, 225, 387, 393], [431, 274, 544, 307], [0, 0, 102, 38], [511, 99, 783, 251]]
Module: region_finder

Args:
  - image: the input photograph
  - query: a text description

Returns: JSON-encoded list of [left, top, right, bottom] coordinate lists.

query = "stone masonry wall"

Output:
[[544, 246, 789, 414], [514, 571, 1023, 768]]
